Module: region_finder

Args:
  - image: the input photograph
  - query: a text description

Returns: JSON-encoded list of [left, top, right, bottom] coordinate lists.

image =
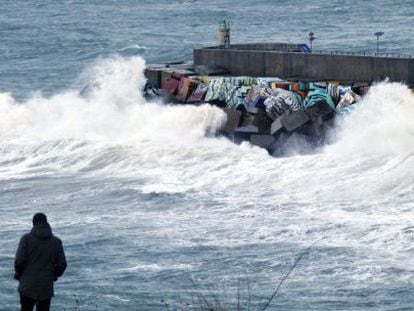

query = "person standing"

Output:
[[14, 213, 67, 311]]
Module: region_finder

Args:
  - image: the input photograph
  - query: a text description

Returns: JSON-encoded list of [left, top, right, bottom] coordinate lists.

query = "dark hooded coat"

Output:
[[14, 222, 67, 301]]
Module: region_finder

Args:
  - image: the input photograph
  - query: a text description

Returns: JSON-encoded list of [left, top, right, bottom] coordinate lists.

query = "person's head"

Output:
[[32, 213, 48, 226]]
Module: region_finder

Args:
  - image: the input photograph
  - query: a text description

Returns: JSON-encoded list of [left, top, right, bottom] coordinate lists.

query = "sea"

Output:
[[1, 0, 414, 310]]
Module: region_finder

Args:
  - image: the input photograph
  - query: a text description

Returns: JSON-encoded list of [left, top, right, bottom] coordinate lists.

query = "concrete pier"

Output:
[[194, 43, 414, 84]]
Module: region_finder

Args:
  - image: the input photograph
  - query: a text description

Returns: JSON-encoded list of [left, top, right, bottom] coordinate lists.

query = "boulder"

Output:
[[281, 110, 310, 132], [270, 118, 283, 137], [246, 107, 259, 115], [160, 69, 193, 89], [187, 84, 208, 103], [222, 109, 242, 136], [144, 67, 163, 88], [233, 125, 259, 143], [176, 77, 200, 101], [252, 109, 272, 134], [162, 77, 181, 95], [240, 114, 255, 127], [252, 95, 267, 109], [250, 135, 275, 149]]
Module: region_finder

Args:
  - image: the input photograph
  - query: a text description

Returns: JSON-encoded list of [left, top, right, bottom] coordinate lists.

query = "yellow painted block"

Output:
[[199, 76, 222, 84]]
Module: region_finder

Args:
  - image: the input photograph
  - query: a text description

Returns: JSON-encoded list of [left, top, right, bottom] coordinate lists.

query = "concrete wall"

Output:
[[194, 47, 413, 84]]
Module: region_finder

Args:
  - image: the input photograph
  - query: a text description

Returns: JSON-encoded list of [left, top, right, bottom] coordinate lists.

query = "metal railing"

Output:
[[199, 45, 413, 59], [308, 49, 412, 59]]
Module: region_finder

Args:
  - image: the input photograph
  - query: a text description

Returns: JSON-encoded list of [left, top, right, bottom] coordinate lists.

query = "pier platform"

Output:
[[193, 43, 414, 85]]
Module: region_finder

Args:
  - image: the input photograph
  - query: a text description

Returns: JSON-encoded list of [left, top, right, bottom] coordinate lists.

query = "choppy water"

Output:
[[1, 1, 414, 310]]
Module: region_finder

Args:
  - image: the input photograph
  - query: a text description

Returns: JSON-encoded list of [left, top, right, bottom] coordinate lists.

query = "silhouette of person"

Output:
[[14, 213, 67, 311]]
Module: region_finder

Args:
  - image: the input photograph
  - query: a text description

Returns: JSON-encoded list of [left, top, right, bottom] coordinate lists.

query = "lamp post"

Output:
[[374, 31, 384, 55], [309, 32, 316, 52]]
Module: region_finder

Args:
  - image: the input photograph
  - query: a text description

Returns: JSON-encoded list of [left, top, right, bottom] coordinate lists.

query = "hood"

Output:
[[30, 222, 53, 240]]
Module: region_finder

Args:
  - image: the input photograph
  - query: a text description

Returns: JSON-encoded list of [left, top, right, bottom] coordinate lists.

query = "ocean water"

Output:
[[1, 1, 414, 310]]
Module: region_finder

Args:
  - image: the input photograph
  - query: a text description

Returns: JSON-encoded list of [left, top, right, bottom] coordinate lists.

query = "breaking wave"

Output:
[[0, 56, 226, 178], [0, 56, 413, 202], [1, 56, 414, 310], [318, 82, 414, 201], [332, 82, 414, 157]]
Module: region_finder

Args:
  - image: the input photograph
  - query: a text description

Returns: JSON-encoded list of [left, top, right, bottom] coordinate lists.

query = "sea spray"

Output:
[[0, 56, 227, 178], [2, 63, 414, 200], [330, 82, 414, 157], [1, 64, 414, 309], [310, 82, 414, 201]]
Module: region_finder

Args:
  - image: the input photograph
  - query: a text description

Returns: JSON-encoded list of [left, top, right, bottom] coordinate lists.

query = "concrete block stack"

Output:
[[144, 64, 368, 154]]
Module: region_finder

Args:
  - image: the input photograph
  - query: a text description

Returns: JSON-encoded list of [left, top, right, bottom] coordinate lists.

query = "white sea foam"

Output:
[[330, 82, 414, 157], [1, 57, 413, 204], [0, 56, 226, 177], [0, 57, 224, 142], [1, 57, 413, 202], [1, 56, 414, 309]]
